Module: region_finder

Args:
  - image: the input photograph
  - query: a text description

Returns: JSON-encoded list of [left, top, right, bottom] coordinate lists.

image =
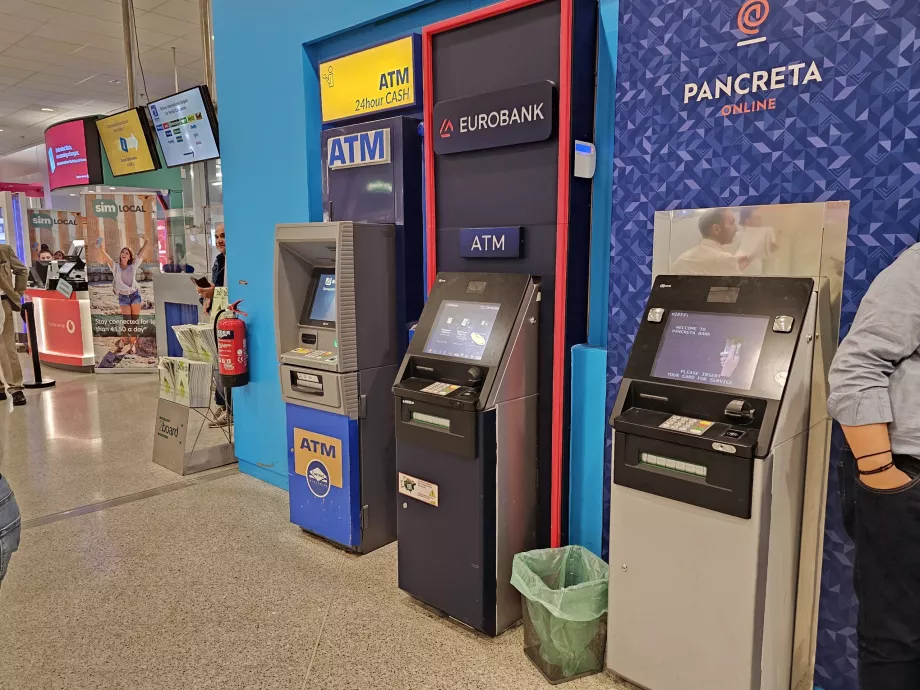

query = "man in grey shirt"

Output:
[[828, 243, 920, 689]]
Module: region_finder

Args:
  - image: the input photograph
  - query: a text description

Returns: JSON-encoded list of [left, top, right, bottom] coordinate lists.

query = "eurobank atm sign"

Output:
[[433, 81, 555, 155]]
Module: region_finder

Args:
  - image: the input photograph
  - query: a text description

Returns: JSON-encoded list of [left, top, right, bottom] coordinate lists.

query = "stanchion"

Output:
[[20, 301, 55, 390]]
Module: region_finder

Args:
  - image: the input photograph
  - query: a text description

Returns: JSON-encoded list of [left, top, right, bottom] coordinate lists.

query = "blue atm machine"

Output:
[[273, 116, 422, 552]]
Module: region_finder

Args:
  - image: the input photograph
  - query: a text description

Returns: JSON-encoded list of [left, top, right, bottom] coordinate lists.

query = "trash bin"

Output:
[[511, 545, 608, 684]]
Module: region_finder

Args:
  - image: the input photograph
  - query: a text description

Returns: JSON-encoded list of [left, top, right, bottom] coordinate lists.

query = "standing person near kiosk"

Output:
[[828, 244, 920, 688], [196, 224, 229, 427], [0, 243, 28, 406]]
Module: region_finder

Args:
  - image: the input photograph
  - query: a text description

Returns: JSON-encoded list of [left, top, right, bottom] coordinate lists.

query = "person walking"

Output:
[[828, 243, 920, 688], [0, 243, 28, 406]]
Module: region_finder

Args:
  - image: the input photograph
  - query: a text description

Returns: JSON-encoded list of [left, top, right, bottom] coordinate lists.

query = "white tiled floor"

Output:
[[0, 362, 630, 689]]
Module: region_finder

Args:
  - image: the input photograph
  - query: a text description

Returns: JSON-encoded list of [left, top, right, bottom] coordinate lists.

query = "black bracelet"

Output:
[[858, 462, 895, 476], [855, 450, 892, 462]]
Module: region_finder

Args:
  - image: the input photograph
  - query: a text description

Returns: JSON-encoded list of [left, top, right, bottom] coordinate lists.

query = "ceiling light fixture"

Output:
[[69, 193, 76, 197], [109, 79, 122, 84], [41, 107, 54, 112], [109, 187, 116, 191]]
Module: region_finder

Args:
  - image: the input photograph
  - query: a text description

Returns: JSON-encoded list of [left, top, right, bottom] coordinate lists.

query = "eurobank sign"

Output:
[[319, 36, 420, 124], [433, 81, 556, 155]]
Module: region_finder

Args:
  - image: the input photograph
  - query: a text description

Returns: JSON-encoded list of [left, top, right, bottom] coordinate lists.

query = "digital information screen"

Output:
[[423, 301, 501, 361], [651, 311, 770, 390], [308, 272, 336, 323], [96, 108, 158, 176], [148, 87, 219, 167], [45, 120, 91, 189]]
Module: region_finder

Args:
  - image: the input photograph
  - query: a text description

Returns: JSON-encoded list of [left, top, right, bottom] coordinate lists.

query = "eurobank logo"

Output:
[[433, 80, 555, 155], [294, 428, 343, 499]]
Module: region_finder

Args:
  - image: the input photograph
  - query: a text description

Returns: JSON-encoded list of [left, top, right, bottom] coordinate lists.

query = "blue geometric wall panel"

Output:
[[606, 1, 920, 688]]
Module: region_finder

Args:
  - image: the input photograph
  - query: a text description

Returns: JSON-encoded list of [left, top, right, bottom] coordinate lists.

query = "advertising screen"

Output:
[[423, 301, 501, 361], [305, 272, 337, 323], [651, 311, 770, 390], [45, 118, 103, 190], [147, 86, 219, 167], [96, 108, 159, 176]]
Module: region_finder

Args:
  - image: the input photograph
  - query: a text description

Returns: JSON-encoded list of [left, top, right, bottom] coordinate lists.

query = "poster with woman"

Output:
[[83, 193, 158, 371]]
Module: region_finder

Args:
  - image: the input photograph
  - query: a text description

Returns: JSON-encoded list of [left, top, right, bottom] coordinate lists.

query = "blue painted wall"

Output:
[[212, 0, 497, 487], [604, 1, 920, 688]]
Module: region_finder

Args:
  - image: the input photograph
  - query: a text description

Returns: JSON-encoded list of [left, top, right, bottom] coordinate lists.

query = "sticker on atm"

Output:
[[399, 472, 439, 507]]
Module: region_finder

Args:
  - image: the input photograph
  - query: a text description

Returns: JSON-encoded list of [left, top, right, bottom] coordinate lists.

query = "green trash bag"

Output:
[[511, 545, 609, 681]]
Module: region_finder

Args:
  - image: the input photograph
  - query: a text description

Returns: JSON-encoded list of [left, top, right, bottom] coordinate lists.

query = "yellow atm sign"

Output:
[[319, 36, 418, 124]]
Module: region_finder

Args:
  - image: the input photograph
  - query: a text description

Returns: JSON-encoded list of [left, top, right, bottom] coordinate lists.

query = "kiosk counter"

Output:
[[25, 258, 94, 371]]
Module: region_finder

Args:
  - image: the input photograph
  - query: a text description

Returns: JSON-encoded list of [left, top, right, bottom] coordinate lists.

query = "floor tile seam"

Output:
[[301, 550, 346, 689], [20, 466, 240, 530]]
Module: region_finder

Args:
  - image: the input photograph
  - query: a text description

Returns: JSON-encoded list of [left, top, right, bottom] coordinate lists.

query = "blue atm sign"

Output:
[[459, 227, 522, 258], [327, 128, 390, 170]]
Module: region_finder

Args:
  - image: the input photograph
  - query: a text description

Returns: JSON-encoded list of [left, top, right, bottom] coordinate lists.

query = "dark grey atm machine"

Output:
[[393, 272, 539, 636], [607, 275, 818, 690], [276, 221, 401, 553]]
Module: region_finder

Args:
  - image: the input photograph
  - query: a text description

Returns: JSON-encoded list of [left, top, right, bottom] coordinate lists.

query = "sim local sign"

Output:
[[92, 198, 146, 219]]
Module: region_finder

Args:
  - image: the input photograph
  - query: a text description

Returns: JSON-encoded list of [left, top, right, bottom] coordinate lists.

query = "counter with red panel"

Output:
[[25, 288, 94, 370]]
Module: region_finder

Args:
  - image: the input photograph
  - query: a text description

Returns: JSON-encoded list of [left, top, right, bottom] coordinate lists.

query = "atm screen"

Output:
[[651, 311, 769, 390], [303, 271, 336, 324], [423, 300, 501, 361]]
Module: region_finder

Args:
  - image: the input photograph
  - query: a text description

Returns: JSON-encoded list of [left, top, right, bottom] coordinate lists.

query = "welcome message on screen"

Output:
[[651, 311, 770, 390]]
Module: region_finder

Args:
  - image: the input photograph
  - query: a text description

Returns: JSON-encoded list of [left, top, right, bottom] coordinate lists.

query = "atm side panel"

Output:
[[356, 363, 399, 553]]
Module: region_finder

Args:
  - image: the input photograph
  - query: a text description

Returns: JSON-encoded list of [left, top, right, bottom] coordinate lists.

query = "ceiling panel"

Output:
[[0, 0, 205, 159]]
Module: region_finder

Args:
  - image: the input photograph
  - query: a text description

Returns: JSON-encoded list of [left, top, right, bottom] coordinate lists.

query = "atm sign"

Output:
[[327, 128, 391, 170], [459, 227, 522, 259]]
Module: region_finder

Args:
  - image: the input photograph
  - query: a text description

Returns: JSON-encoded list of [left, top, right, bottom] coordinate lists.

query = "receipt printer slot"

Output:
[[396, 397, 477, 459], [614, 432, 755, 519]]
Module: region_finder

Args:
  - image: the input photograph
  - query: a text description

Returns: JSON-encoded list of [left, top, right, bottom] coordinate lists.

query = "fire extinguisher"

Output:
[[214, 299, 249, 388]]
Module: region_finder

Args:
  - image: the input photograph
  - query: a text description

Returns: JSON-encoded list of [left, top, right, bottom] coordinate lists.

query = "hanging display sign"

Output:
[[432, 81, 556, 155], [319, 36, 419, 124]]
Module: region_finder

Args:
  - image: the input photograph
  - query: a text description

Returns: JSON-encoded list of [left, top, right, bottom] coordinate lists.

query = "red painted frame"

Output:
[[422, 0, 574, 547]]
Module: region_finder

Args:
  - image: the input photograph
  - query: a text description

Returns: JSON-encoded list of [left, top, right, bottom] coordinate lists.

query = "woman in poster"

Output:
[[98, 237, 150, 355]]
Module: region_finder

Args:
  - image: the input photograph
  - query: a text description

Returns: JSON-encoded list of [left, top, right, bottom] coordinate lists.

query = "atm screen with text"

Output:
[[423, 301, 501, 361], [304, 271, 336, 324], [651, 311, 769, 390]]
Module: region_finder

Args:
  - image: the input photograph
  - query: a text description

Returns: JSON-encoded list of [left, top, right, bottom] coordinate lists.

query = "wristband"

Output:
[[855, 450, 892, 463], [858, 462, 895, 476]]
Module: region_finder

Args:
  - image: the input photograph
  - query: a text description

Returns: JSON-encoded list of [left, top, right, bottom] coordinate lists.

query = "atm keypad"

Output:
[[659, 415, 714, 436]]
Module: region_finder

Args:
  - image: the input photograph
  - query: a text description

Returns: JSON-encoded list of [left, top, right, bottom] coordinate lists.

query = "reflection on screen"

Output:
[[651, 311, 769, 390], [309, 273, 336, 323], [423, 300, 501, 361]]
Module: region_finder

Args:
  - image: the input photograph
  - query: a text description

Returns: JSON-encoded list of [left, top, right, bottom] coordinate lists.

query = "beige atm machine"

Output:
[[275, 221, 402, 552], [607, 202, 848, 690]]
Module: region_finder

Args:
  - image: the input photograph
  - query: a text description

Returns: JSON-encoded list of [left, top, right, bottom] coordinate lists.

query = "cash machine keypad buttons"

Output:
[[659, 415, 714, 436]]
